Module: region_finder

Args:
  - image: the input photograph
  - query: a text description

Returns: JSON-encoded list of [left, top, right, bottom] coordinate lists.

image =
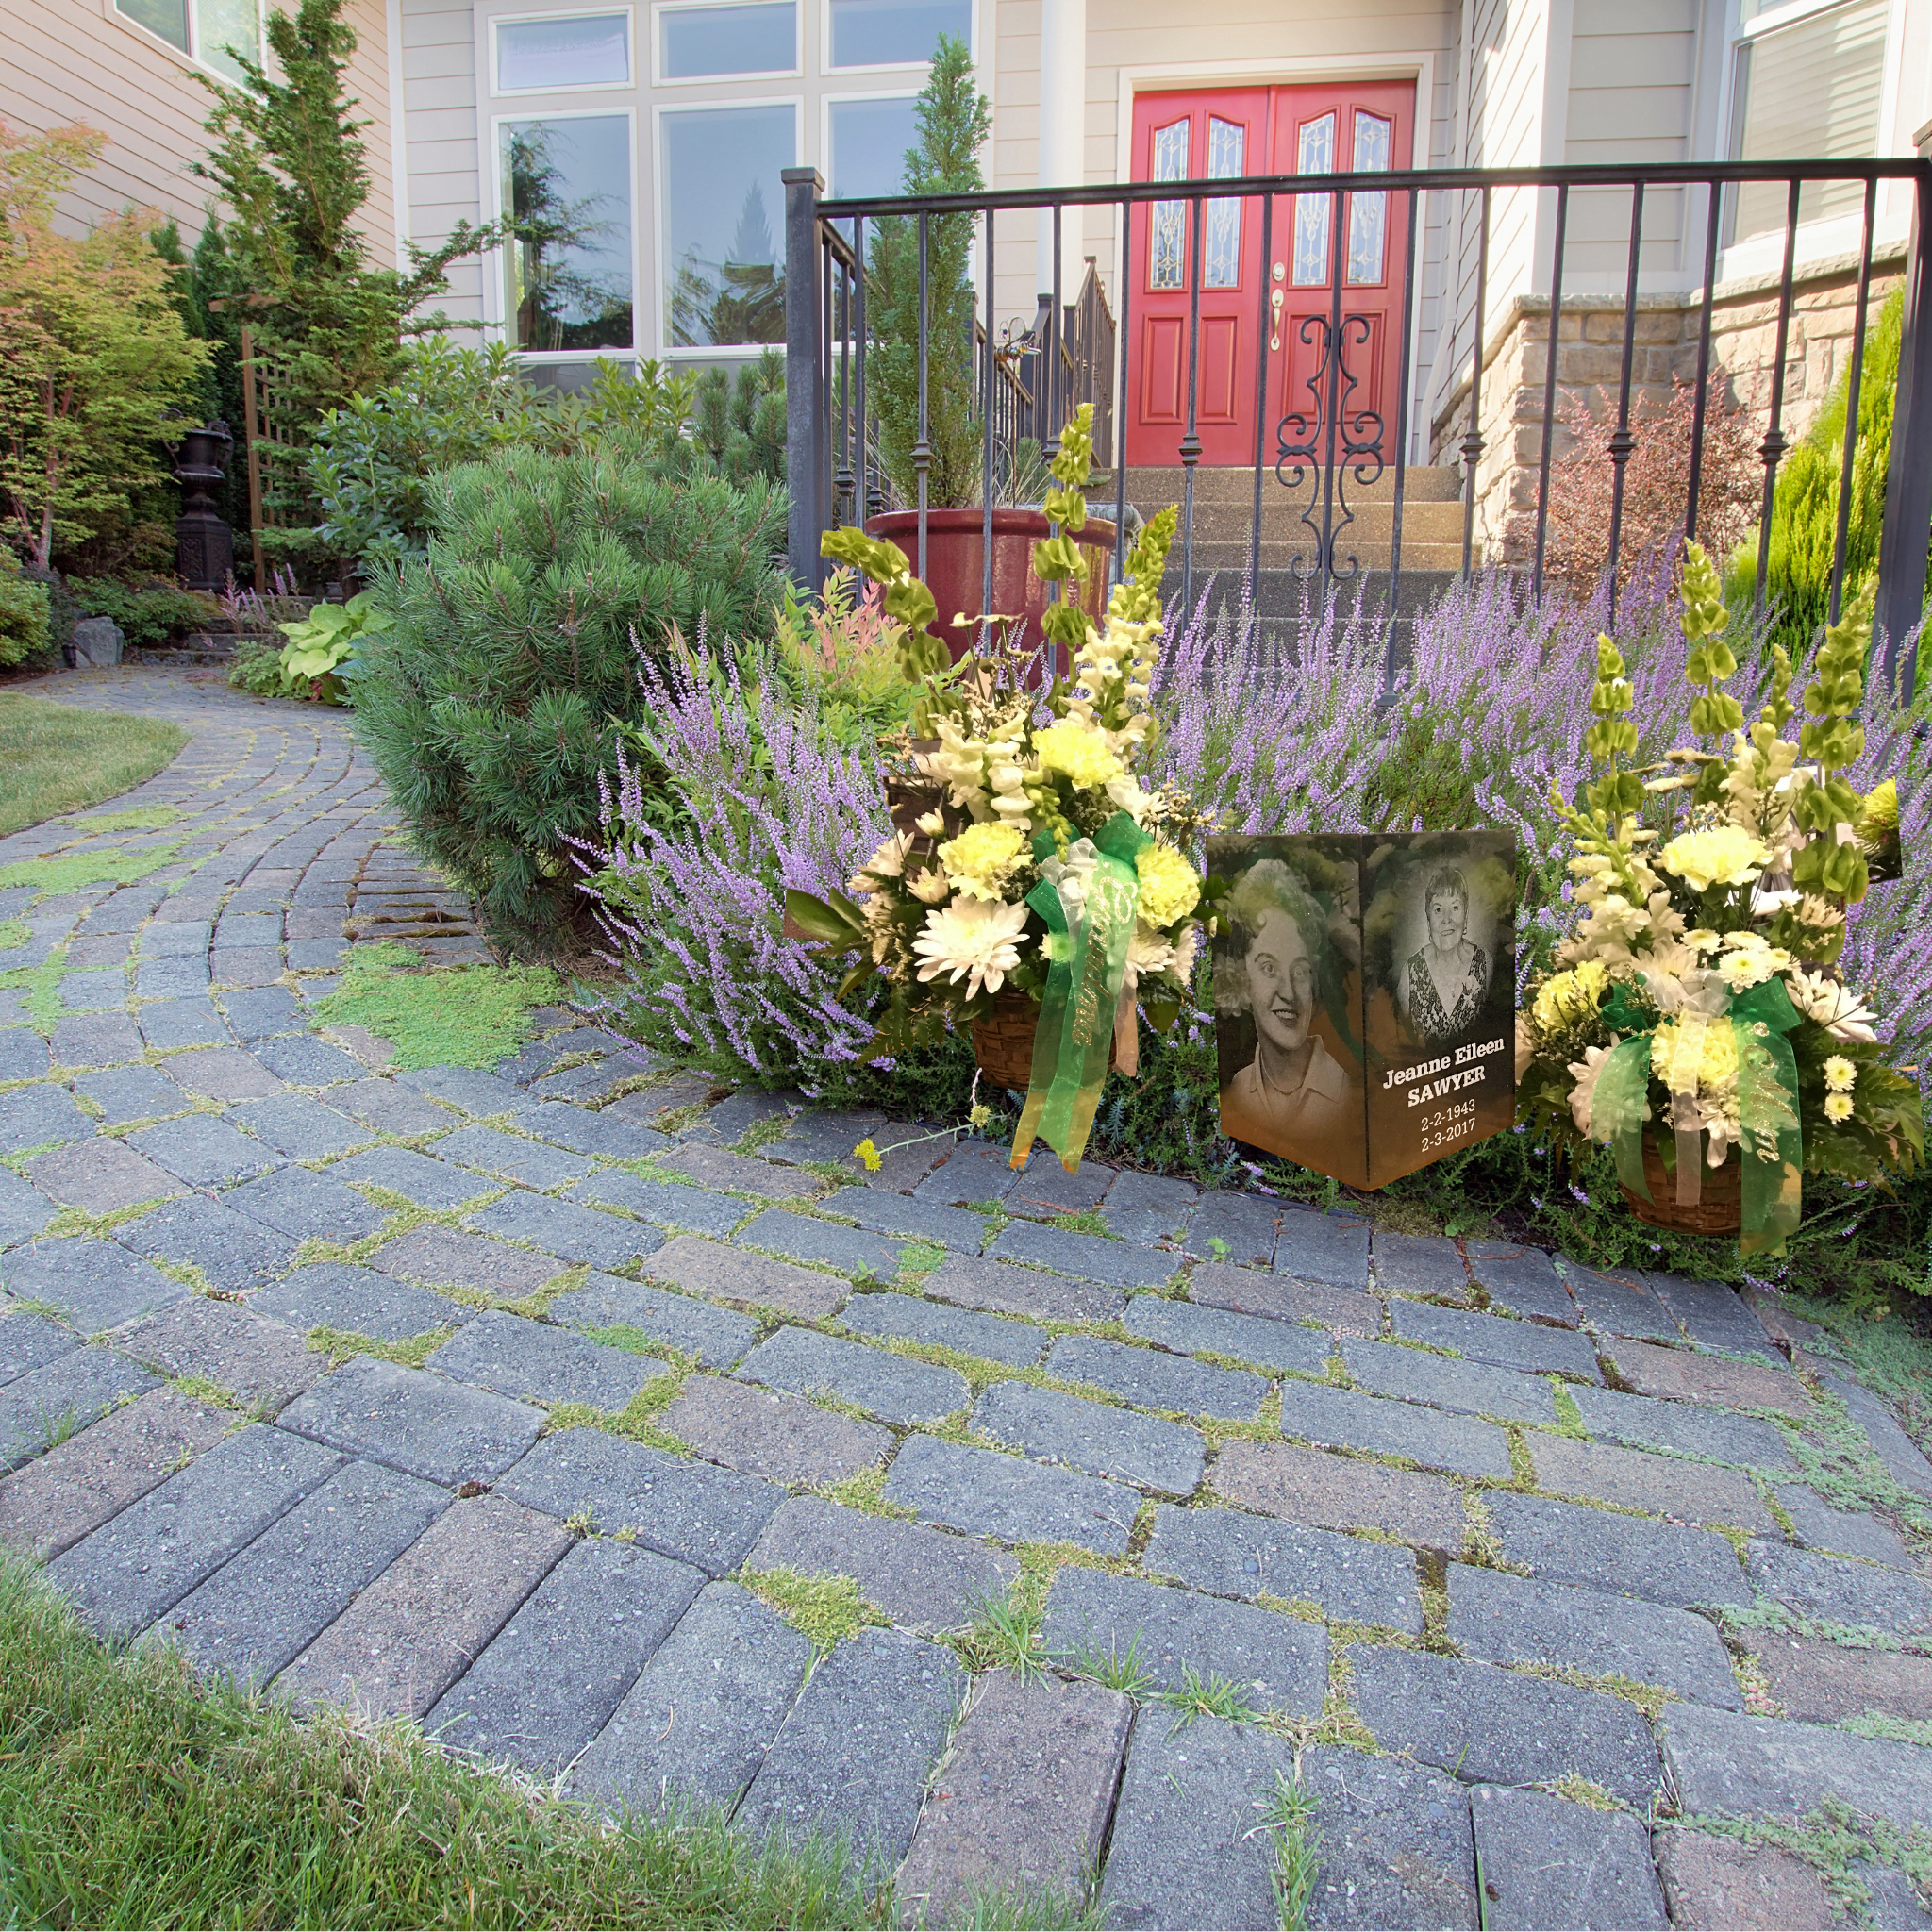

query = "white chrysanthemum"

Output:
[[1786, 968, 1879, 1044], [911, 899, 1029, 1000], [1170, 923, 1199, 982], [848, 831, 909, 894], [1105, 774, 1155, 823], [1824, 1091, 1854, 1124], [1567, 1041, 1621, 1137], [1823, 1055, 1857, 1094], [1717, 944, 1786, 992], [907, 864, 952, 905], [1124, 920, 1174, 991]]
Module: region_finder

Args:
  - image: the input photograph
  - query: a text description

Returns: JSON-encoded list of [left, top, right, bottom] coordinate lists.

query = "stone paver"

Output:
[[12, 673, 1926, 1931], [735, 1324, 969, 1424], [547, 1273, 758, 1370], [425, 1537, 704, 1773], [882, 1435, 1140, 1555], [1276, 1375, 1515, 1479], [428, 1310, 667, 1412], [1189, 1257, 1382, 1335], [1144, 1501, 1422, 1632], [973, 1378, 1205, 1493], [659, 1374, 892, 1488], [1214, 1438, 1466, 1548], [496, 1424, 781, 1574], [1123, 1293, 1332, 1374], [1447, 1563, 1741, 1707], [277, 1491, 572, 1720], [277, 1356, 543, 1488], [1662, 1702, 1932, 1829], [736, 1627, 963, 1874], [744, 1494, 1016, 1630], [1351, 1645, 1663, 1804], [570, 1581, 813, 1813], [1043, 1565, 1326, 1711], [47, 1422, 343, 1637], [0, 1387, 230, 1559], [1470, 1784, 1666, 1930], [162, 1457, 448, 1689], [1486, 1491, 1752, 1610], [838, 1290, 1044, 1367], [895, 1670, 1131, 1924]]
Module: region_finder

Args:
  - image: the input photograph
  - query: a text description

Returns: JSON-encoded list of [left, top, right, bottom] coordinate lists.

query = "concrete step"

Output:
[[1177, 502, 1466, 548], [1160, 565, 1463, 629], [1122, 463, 1464, 508]]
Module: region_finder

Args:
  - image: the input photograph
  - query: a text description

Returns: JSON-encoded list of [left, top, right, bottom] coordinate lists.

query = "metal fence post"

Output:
[[1875, 128, 1932, 693], [783, 166, 826, 591]]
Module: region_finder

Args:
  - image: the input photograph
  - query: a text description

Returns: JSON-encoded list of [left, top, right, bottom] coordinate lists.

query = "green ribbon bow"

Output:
[[1590, 975, 1804, 1255], [1010, 811, 1149, 1173]]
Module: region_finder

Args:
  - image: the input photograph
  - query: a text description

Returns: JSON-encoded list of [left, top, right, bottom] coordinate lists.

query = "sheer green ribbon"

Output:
[[1010, 812, 1149, 1173], [1590, 976, 1805, 1255]]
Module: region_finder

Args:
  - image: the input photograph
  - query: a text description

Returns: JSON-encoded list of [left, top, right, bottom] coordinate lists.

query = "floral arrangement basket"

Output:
[[1515, 543, 1923, 1253], [786, 408, 1206, 1174]]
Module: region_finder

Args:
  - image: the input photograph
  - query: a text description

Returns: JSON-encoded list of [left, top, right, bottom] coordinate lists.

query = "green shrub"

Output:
[[228, 633, 285, 695], [355, 446, 785, 955], [0, 556, 50, 667], [661, 351, 786, 490], [68, 576, 219, 650]]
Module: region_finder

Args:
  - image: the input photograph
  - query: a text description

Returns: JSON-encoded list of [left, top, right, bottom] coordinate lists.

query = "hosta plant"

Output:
[[1515, 541, 1923, 1254], [276, 591, 391, 703], [786, 407, 1209, 1172]]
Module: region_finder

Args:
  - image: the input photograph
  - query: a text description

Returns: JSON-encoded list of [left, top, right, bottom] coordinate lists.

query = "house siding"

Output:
[[0, 0, 393, 256]]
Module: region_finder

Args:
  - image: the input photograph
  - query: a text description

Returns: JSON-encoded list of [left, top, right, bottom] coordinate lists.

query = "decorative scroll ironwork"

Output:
[[1274, 311, 1386, 584]]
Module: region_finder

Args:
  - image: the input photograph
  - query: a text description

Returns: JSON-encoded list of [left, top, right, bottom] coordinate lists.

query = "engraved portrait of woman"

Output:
[[1396, 865, 1491, 1047]]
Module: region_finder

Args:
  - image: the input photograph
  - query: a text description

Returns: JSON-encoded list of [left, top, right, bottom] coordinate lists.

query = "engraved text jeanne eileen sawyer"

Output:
[[1380, 1033, 1508, 1102]]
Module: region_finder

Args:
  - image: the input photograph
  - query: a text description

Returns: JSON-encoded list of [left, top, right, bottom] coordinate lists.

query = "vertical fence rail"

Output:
[[788, 156, 1932, 685]]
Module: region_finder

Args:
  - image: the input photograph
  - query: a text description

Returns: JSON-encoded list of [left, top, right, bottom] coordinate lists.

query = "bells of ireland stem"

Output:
[[1682, 540, 1742, 743], [820, 525, 948, 682], [1583, 634, 1643, 817]]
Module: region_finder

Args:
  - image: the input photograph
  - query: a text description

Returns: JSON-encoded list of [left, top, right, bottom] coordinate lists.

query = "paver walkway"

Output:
[[4, 667, 1931, 1928]]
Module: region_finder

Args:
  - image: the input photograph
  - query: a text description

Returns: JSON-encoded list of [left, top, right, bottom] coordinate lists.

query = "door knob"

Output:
[[1270, 285, 1285, 352]]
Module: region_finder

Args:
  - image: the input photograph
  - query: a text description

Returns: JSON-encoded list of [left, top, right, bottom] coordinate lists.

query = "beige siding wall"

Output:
[[0, 0, 394, 255], [399, 0, 484, 322]]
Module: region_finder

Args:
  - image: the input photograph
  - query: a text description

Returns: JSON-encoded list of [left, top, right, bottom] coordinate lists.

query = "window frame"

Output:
[[651, 0, 802, 87], [818, 0, 976, 76], [489, 6, 636, 99], [107, 0, 263, 83], [487, 102, 643, 362], [654, 93, 803, 357], [820, 86, 923, 200]]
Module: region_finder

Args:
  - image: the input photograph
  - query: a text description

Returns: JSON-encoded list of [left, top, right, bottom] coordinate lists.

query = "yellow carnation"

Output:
[[938, 821, 1027, 904], [1532, 961, 1608, 1035], [1651, 1018, 1738, 1091], [1657, 824, 1772, 893], [1032, 719, 1124, 791], [1135, 843, 1201, 927]]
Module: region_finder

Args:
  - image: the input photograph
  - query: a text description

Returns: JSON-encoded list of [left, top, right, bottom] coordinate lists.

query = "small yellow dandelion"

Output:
[[854, 1138, 883, 1172]]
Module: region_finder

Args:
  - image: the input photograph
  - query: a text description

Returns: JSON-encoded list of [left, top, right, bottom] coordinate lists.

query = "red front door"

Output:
[[1125, 80, 1416, 469]]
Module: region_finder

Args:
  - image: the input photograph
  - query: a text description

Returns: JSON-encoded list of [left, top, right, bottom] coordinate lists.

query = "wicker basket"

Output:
[[970, 990, 1116, 1091], [1621, 1133, 1743, 1237]]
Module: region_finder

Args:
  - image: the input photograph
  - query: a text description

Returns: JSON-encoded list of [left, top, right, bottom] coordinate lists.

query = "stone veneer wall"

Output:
[[1428, 248, 1907, 564]]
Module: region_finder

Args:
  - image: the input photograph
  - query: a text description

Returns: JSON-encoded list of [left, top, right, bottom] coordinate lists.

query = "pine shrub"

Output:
[[353, 446, 784, 955]]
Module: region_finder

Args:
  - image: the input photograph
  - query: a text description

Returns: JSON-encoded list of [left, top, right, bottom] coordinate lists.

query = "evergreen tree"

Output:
[[865, 37, 992, 508], [353, 449, 785, 953]]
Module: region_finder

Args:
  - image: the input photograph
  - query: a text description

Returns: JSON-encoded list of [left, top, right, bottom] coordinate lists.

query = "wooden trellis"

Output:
[[238, 325, 298, 588]]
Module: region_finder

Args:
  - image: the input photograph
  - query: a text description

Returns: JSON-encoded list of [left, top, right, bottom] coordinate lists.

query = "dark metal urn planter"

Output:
[[169, 420, 236, 591]]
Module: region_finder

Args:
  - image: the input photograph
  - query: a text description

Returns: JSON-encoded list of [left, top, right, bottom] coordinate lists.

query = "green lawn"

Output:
[[0, 1556, 904, 1930], [0, 691, 187, 838]]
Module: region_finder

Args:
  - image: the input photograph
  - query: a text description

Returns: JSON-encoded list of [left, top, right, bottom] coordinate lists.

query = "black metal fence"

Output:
[[783, 146, 1932, 691]]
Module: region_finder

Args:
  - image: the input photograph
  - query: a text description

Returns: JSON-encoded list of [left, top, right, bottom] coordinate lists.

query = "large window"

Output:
[[495, 12, 632, 92], [662, 104, 795, 346], [827, 93, 919, 196], [658, 1, 797, 78], [115, 0, 258, 80], [1729, 0, 1890, 242], [826, 0, 970, 70], [499, 115, 636, 351]]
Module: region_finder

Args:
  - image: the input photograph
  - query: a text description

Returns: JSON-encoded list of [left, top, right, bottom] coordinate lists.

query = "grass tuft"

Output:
[[1262, 1769, 1324, 1932], [305, 1324, 453, 1371], [737, 1566, 888, 1653], [309, 943, 561, 1071]]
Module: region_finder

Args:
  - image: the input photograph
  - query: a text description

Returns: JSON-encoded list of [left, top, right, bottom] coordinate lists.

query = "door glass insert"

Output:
[[1149, 118, 1190, 289], [1346, 109, 1391, 284], [1201, 115, 1244, 289], [1291, 112, 1335, 285], [500, 115, 635, 351]]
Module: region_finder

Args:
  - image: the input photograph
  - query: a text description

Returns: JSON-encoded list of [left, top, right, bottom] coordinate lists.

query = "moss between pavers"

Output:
[[0, 842, 185, 897], [737, 1564, 889, 1652], [306, 1324, 453, 1371], [1679, 1800, 1932, 1924], [308, 942, 560, 1071]]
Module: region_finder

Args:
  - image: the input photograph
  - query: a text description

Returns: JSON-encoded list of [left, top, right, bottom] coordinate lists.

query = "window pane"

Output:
[[1292, 112, 1335, 286], [1149, 118, 1189, 290], [1346, 109, 1391, 285], [194, 0, 258, 78], [500, 115, 635, 351], [1201, 116, 1243, 289], [660, 2, 794, 78], [497, 13, 630, 91], [828, 94, 920, 197], [1733, 0, 1887, 241], [828, 0, 969, 68], [664, 105, 793, 346], [117, 0, 189, 52]]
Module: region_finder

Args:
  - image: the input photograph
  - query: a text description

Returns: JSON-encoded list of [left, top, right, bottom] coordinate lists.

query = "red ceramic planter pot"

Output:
[[864, 508, 1118, 669]]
